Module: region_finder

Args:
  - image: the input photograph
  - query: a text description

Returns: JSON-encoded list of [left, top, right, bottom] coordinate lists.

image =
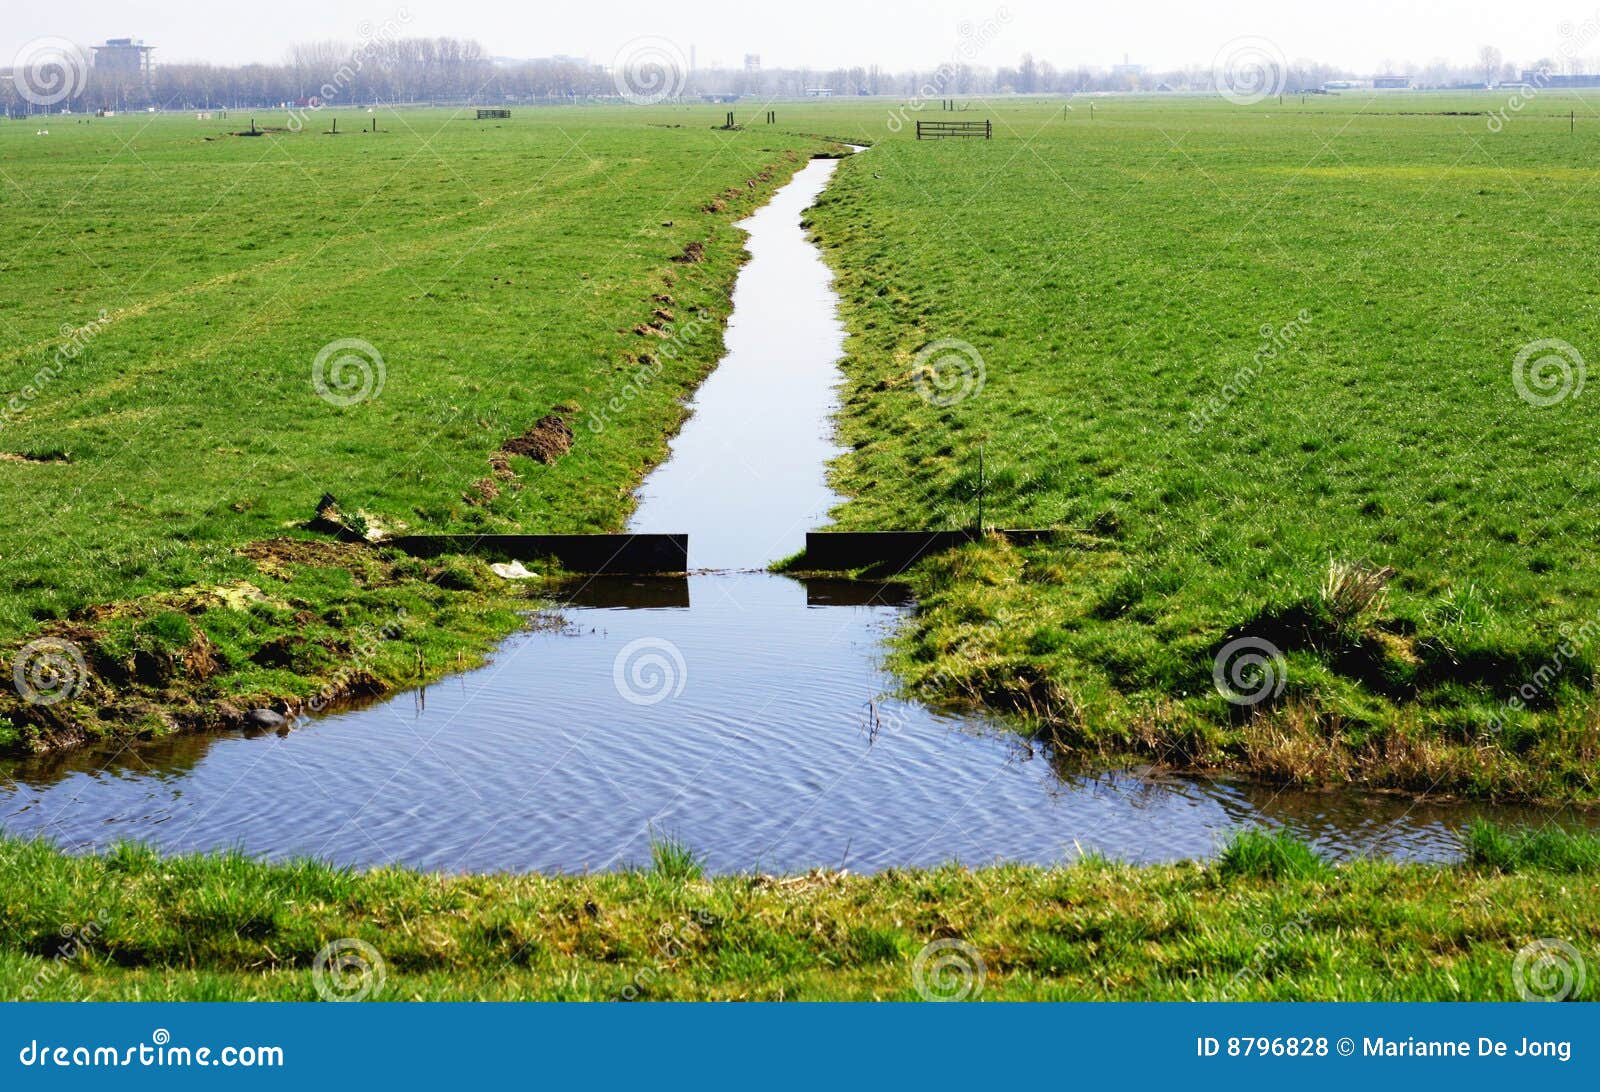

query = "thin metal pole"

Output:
[[977, 445, 985, 531]]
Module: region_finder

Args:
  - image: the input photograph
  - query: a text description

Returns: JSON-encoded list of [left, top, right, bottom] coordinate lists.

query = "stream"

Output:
[[2, 153, 1592, 873]]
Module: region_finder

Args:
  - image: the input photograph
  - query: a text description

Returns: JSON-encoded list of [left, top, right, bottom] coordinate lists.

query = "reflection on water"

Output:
[[3, 154, 1591, 875], [4, 571, 1592, 873]]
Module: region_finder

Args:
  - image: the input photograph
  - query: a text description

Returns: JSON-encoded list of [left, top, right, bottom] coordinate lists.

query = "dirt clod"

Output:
[[500, 415, 574, 466]]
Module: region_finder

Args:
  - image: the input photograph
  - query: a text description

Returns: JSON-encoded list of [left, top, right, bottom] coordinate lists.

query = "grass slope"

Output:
[[1, 826, 1595, 1001]]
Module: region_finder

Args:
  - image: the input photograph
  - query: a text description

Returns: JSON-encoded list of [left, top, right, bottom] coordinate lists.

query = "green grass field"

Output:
[[0, 107, 830, 749], [6, 93, 1600, 1002], [790, 92, 1600, 800], [1, 825, 1594, 1001], [3, 95, 1598, 785]]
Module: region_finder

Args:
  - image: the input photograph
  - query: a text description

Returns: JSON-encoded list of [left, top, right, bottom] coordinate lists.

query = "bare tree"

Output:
[[1478, 45, 1503, 84]]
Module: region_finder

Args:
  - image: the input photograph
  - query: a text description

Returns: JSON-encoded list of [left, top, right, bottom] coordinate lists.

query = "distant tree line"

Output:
[[1, 35, 1587, 116]]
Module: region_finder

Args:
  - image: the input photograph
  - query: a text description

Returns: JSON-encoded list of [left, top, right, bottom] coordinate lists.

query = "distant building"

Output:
[[744, 54, 760, 73], [1111, 52, 1144, 80], [1518, 71, 1600, 88], [804, 87, 834, 97], [92, 37, 154, 81], [1371, 75, 1411, 89]]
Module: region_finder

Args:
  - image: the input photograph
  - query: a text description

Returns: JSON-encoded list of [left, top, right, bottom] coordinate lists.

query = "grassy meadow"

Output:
[[0, 106, 831, 749], [783, 92, 1600, 800], [14, 94, 1599, 794], [4, 92, 1600, 1003], [1, 825, 1595, 1001]]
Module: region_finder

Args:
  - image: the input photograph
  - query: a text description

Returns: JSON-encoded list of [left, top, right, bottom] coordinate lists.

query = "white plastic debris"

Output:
[[490, 561, 537, 580]]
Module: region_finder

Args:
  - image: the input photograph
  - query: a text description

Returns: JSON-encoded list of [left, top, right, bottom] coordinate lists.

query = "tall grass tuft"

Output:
[[1216, 828, 1329, 881], [1463, 820, 1600, 873], [648, 833, 704, 882], [1320, 559, 1395, 631]]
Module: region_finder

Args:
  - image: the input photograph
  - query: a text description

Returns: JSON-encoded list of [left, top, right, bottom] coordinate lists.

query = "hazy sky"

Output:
[[5, 1, 1597, 73]]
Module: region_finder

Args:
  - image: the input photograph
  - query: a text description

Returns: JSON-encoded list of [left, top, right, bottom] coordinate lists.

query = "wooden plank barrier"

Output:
[[916, 119, 991, 140], [798, 529, 1057, 573], [386, 533, 687, 574]]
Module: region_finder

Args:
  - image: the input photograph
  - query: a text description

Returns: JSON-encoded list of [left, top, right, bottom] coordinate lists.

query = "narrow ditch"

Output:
[[4, 154, 1593, 873]]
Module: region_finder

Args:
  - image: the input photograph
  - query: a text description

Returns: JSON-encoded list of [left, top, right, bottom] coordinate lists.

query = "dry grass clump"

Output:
[[1320, 559, 1396, 630]]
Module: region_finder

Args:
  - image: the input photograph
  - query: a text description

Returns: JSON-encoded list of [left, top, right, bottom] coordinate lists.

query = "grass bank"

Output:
[[1, 824, 1595, 1001], [788, 94, 1600, 801], [0, 107, 833, 753]]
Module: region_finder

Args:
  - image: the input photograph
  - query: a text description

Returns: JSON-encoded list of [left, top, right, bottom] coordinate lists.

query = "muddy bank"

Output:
[[0, 539, 536, 756]]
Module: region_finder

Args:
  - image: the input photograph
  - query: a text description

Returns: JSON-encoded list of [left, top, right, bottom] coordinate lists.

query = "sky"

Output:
[[4, 0, 1598, 74]]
